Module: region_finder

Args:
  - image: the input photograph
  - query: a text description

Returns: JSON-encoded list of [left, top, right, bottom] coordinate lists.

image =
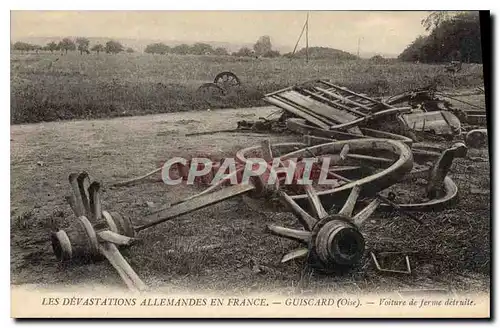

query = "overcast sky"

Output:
[[11, 11, 432, 54]]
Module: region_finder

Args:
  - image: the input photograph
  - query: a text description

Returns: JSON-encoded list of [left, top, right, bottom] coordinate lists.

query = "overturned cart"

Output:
[[264, 79, 463, 140], [50, 135, 467, 290]]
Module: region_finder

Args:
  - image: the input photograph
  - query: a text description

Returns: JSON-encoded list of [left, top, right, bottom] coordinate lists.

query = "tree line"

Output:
[[399, 11, 482, 63], [12, 34, 362, 61], [144, 35, 280, 58], [11, 37, 134, 54]]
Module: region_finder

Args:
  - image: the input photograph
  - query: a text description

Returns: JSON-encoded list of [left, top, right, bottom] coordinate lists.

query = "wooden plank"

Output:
[[137, 184, 256, 231], [274, 94, 339, 125], [280, 91, 358, 123], [315, 86, 374, 112], [281, 91, 363, 135], [301, 89, 368, 117], [330, 107, 411, 131], [319, 85, 376, 106], [319, 80, 388, 106], [265, 85, 295, 97], [264, 96, 331, 130]]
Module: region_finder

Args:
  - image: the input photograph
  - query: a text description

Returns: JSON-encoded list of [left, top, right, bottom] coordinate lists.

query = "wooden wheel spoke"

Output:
[[327, 170, 351, 183], [304, 184, 328, 219], [267, 225, 311, 243], [340, 144, 350, 160], [68, 173, 85, 217], [280, 191, 316, 230], [352, 198, 381, 227], [77, 172, 91, 217], [88, 182, 102, 222], [339, 185, 361, 217], [260, 139, 273, 162], [346, 153, 393, 164], [99, 242, 147, 292], [97, 230, 138, 246], [328, 165, 361, 173], [281, 247, 309, 263]]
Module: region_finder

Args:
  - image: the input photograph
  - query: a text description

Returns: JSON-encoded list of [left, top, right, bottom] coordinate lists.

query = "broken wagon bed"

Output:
[[263, 79, 410, 134]]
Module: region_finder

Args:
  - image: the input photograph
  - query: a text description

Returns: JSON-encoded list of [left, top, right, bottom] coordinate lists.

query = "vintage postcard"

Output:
[[10, 10, 490, 318]]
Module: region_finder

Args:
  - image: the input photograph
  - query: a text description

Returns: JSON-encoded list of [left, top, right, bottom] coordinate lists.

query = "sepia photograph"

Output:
[[9, 9, 491, 318]]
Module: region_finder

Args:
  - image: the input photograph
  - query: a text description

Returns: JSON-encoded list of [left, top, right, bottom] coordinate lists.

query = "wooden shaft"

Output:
[[99, 242, 146, 291], [136, 184, 255, 232]]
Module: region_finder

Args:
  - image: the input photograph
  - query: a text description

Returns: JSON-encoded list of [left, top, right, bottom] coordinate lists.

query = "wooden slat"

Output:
[[264, 96, 331, 130], [330, 107, 411, 131], [281, 91, 363, 135], [267, 96, 332, 128], [137, 184, 256, 231], [274, 93, 339, 125], [280, 91, 358, 123], [315, 86, 374, 112], [301, 89, 368, 117], [265, 85, 295, 97], [272, 94, 356, 132], [319, 80, 388, 106]]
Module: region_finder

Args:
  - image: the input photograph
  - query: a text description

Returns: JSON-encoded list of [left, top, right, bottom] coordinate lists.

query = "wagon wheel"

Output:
[[237, 139, 412, 272], [235, 138, 414, 211], [214, 71, 240, 90], [197, 82, 225, 99], [268, 184, 379, 272]]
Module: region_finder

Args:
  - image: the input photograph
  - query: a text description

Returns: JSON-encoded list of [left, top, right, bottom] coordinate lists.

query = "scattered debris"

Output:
[[370, 252, 412, 274], [48, 79, 487, 288]]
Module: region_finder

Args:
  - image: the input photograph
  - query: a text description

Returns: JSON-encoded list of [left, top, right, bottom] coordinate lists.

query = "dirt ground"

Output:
[[10, 95, 490, 295]]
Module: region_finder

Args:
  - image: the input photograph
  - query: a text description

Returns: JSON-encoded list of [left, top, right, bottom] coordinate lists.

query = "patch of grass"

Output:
[[12, 210, 35, 230], [11, 52, 484, 124]]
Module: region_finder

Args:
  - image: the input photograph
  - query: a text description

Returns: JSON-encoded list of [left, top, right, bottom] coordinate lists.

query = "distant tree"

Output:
[[253, 35, 272, 56], [91, 43, 104, 54], [262, 50, 280, 58], [399, 11, 482, 63], [144, 43, 170, 54], [126, 47, 135, 53], [369, 55, 388, 63], [171, 44, 191, 55], [421, 11, 461, 32], [33, 44, 42, 54], [232, 47, 253, 57], [58, 38, 76, 54], [213, 47, 229, 56], [105, 40, 124, 54], [398, 36, 428, 62], [189, 43, 214, 55], [12, 42, 34, 52], [76, 37, 90, 55], [46, 41, 59, 53], [293, 46, 358, 60]]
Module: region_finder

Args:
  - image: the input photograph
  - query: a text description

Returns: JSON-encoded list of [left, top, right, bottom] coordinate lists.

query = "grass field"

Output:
[[11, 52, 485, 124]]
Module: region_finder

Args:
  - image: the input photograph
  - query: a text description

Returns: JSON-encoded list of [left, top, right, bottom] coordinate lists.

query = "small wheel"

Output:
[[214, 71, 240, 90], [197, 83, 225, 99], [268, 184, 380, 272], [466, 129, 488, 148]]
